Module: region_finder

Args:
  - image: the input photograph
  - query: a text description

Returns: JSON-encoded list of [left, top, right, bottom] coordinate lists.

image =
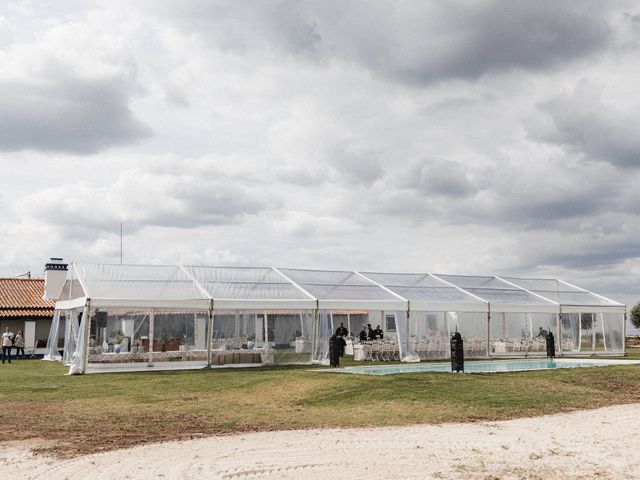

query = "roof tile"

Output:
[[0, 278, 55, 318]]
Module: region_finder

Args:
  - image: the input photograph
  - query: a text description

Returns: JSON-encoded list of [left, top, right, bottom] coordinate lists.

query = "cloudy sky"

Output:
[[1, 0, 639, 307]]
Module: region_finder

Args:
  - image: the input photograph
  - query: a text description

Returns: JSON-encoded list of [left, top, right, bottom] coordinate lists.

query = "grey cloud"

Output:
[[534, 87, 640, 168], [0, 60, 151, 154], [149, 0, 321, 58], [369, 155, 628, 231], [404, 158, 477, 197], [491, 191, 605, 228], [270, 165, 327, 186], [325, 142, 384, 187], [533, 240, 640, 270], [316, 0, 612, 83], [143, 1, 612, 83]]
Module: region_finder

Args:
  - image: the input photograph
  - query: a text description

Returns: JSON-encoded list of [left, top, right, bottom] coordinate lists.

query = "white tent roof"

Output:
[[183, 265, 316, 310], [54, 263, 625, 314]]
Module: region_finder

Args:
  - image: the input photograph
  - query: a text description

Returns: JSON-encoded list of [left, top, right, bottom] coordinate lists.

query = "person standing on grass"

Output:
[[2, 327, 14, 364], [14, 330, 25, 359]]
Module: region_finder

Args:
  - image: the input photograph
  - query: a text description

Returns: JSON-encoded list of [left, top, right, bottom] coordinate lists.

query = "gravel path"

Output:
[[2, 403, 639, 479]]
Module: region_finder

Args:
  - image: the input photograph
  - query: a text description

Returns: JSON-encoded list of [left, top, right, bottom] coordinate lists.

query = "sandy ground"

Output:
[[2, 403, 639, 480]]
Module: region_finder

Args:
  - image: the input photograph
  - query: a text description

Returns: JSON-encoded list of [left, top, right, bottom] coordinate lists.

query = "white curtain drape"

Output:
[[68, 306, 89, 375], [312, 310, 331, 365], [397, 310, 419, 362], [42, 310, 62, 361], [62, 309, 80, 365]]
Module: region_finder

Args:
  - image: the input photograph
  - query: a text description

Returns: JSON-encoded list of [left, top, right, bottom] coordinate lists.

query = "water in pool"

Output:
[[331, 358, 640, 376]]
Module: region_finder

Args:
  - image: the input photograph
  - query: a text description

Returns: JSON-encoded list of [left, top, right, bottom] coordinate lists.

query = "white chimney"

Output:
[[44, 258, 68, 300]]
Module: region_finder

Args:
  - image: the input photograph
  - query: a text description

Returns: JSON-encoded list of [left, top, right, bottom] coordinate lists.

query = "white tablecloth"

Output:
[[345, 339, 354, 356], [353, 344, 365, 361]]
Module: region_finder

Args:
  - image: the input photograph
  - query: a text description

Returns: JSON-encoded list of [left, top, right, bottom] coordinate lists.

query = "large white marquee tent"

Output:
[[44, 263, 626, 374]]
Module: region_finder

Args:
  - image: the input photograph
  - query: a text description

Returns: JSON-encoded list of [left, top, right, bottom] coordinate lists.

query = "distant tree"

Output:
[[631, 303, 640, 330]]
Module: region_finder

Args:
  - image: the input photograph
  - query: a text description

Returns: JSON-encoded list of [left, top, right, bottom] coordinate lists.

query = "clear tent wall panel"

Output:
[[211, 309, 314, 364], [601, 312, 625, 353], [152, 310, 209, 363], [270, 311, 314, 364], [451, 312, 489, 358], [213, 310, 266, 349], [407, 311, 488, 360], [407, 311, 451, 360], [561, 313, 581, 353], [580, 313, 597, 352], [572, 311, 624, 354], [87, 308, 152, 366], [489, 312, 557, 355]]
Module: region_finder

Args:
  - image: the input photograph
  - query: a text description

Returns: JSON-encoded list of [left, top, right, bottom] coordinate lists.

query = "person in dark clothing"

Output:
[[366, 324, 374, 341], [359, 326, 368, 343], [335, 322, 348, 337], [329, 334, 340, 367], [537, 327, 548, 339], [546, 331, 556, 359], [373, 325, 383, 340], [338, 335, 346, 357], [335, 324, 348, 357]]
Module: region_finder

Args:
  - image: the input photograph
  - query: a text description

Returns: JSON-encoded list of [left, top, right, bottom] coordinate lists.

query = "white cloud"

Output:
[[0, 7, 151, 153]]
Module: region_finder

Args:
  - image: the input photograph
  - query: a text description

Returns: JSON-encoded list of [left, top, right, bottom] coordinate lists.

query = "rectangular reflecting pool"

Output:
[[330, 358, 640, 375]]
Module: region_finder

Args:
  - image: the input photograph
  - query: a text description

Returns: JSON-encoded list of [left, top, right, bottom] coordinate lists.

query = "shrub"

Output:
[[630, 303, 640, 330]]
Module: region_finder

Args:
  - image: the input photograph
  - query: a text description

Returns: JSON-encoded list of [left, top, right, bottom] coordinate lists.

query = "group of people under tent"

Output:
[[331, 322, 385, 355], [2, 327, 26, 364], [335, 322, 384, 343]]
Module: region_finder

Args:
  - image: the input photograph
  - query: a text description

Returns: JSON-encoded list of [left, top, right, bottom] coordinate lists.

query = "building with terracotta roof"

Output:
[[0, 278, 56, 354]]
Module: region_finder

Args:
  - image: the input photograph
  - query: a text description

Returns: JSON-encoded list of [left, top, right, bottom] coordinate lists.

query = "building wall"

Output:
[[0, 317, 56, 347]]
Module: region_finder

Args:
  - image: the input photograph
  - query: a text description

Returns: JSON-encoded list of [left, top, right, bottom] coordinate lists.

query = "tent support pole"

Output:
[[558, 309, 563, 357], [486, 306, 491, 358], [264, 311, 268, 346], [81, 300, 91, 374], [207, 300, 214, 368], [148, 310, 154, 366], [311, 305, 319, 363]]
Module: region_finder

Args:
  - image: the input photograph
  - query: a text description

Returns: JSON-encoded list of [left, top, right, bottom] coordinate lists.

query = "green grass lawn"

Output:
[[1, 349, 640, 458]]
